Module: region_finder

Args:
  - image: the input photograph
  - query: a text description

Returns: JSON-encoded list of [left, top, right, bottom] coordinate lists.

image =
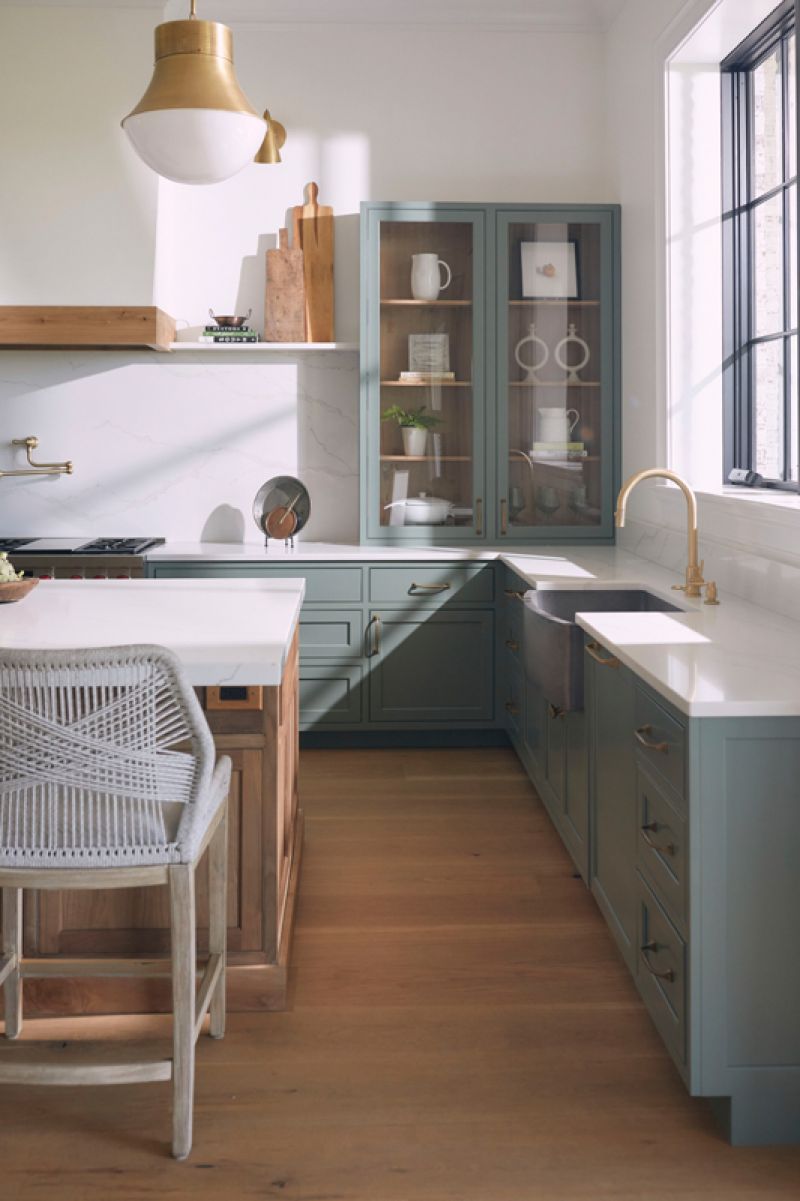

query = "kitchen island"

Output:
[[0, 577, 305, 1016]]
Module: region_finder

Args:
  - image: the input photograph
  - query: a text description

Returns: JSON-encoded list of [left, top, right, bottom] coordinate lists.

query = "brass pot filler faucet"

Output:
[[615, 468, 719, 605]]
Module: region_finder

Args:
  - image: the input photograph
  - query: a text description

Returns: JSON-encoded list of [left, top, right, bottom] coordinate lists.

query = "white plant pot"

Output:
[[402, 427, 428, 457]]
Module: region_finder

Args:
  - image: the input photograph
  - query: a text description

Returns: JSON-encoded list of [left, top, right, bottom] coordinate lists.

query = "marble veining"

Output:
[[0, 350, 360, 544]]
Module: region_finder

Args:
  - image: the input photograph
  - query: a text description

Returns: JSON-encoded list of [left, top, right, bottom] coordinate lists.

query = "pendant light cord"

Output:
[[189, 0, 197, 17]]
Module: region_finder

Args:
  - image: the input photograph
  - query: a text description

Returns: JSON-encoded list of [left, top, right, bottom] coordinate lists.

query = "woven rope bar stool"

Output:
[[0, 644, 232, 1160]]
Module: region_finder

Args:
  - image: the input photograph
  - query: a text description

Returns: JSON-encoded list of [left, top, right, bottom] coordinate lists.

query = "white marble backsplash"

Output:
[[0, 350, 360, 543], [620, 515, 800, 625]]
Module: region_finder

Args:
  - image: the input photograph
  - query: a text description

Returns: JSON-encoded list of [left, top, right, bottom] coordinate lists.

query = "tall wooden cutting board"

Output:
[[265, 228, 306, 343], [291, 182, 334, 342]]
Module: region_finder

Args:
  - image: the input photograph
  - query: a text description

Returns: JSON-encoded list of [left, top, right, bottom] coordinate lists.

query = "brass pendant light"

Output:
[[122, 0, 266, 185], [254, 110, 287, 164]]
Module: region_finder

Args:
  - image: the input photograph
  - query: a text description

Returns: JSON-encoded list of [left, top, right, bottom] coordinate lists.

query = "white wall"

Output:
[[0, 4, 159, 306], [605, 0, 800, 619], [0, 5, 611, 542]]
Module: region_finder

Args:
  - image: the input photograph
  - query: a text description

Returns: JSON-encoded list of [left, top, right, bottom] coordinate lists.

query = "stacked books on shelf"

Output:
[[530, 441, 588, 462], [398, 371, 456, 383], [199, 325, 260, 344]]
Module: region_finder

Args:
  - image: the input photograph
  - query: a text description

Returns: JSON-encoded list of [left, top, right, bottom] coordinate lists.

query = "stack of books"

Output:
[[399, 371, 455, 383], [199, 324, 259, 344], [530, 441, 588, 461]]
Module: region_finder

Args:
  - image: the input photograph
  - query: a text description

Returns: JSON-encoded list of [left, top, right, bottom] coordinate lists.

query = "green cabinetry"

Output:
[[360, 201, 621, 545], [149, 560, 496, 733]]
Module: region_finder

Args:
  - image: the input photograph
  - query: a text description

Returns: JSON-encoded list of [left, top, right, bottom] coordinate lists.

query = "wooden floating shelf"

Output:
[[170, 342, 359, 352], [509, 381, 600, 388], [0, 306, 176, 352], [508, 299, 600, 307], [381, 299, 472, 307], [380, 455, 472, 462], [381, 380, 471, 388]]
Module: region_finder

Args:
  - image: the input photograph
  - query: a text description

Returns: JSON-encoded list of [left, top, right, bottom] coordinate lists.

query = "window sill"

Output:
[[641, 481, 800, 539]]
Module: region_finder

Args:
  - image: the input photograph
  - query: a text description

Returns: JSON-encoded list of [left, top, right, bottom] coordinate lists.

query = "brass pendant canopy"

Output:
[[123, 19, 260, 120], [254, 110, 287, 164]]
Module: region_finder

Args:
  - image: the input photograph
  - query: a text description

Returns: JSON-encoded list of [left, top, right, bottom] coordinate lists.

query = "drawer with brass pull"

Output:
[[636, 764, 687, 930], [634, 686, 686, 798], [636, 871, 687, 1069], [368, 565, 494, 607]]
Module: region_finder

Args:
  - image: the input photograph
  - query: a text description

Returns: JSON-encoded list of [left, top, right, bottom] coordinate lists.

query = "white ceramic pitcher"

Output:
[[538, 406, 580, 444], [411, 254, 452, 301]]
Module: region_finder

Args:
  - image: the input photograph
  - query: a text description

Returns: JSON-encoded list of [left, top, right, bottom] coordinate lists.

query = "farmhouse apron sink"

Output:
[[522, 588, 682, 712]]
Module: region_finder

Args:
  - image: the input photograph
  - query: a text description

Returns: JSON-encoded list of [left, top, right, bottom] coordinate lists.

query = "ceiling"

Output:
[[1, 0, 629, 31]]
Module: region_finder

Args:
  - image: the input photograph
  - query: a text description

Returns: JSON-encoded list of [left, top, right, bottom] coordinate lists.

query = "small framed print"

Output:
[[521, 241, 579, 299], [408, 333, 450, 374]]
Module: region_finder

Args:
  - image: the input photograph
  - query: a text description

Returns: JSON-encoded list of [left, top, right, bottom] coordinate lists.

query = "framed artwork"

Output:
[[408, 333, 450, 374], [521, 241, 579, 299]]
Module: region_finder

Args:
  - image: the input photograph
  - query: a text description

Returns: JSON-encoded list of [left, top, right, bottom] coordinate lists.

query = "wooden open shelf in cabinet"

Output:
[[508, 299, 600, 307], [381, 300, 472, 307], [380, 455, 472, 462], [381, 380, 472, 388], [508, 380, 600, 389]]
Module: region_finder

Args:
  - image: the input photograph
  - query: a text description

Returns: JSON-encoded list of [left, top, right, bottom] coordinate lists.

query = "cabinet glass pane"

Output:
[[505, 221, 603, 531], [378, 221, 476, 531]]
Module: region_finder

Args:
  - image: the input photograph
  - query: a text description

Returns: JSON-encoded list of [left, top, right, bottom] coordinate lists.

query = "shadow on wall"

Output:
[[201, 505, 247, 543]]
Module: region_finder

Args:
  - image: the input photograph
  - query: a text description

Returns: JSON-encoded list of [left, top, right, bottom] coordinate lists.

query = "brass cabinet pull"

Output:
[[635, 725, 669, 753], [505, 700, 520, 716], [640, 941, 676, 983], [641, 821, 676, 856], [504, 588, 525, 603], [500, 498, 508, 536], [365, 614, 382, 657], [548, 703, 566, 719], [475, 497, 483, 537], [585, 641, 619, 668], [409, 582, 450, 594], [505, 639, 519, 652]]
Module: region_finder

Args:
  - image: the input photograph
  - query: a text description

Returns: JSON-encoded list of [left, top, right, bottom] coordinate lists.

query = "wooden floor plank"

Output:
[[1, 746, 799, 1197]]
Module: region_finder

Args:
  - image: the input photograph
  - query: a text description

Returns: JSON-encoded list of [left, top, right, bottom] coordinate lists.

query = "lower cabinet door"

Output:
[[588, 644, 637, 967], [300, 663, 363, 727], [368, 609, 494, 723], [562, 708, 589, 881], [524, 676, 547, 779]]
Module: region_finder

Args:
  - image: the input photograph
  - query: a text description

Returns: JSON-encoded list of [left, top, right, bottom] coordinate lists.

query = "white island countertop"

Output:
[[144, 541, 800, 718], [0, 578, 305, 687]]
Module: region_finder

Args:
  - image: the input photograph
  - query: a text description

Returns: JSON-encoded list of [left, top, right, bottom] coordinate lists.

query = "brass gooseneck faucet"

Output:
[[614, 468, 719, 605]]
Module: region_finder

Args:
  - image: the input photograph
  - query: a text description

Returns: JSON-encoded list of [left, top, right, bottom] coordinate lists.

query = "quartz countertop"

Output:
[[0, 578, 305, 687], [143, 541, 800, 718]]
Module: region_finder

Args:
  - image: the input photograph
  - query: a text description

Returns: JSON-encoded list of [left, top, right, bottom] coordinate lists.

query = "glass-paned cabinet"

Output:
[[361, 203, 619, 544]]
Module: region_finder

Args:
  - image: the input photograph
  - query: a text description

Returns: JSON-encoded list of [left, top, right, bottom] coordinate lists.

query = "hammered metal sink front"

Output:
[[522, 589, 682, 712]]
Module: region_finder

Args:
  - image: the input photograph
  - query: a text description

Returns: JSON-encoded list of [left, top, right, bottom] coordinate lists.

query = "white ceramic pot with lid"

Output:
[[383, 492, 454, 525]]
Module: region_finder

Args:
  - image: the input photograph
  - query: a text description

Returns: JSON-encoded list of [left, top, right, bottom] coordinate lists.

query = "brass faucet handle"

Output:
[[703, 580, 720, 606]]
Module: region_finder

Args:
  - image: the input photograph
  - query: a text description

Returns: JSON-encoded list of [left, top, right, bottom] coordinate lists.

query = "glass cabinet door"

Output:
[[497, 210, 617, 540], [363, 208, 486, 540]]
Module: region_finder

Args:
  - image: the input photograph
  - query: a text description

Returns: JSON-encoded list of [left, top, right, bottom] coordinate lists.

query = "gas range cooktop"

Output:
[[0, 537, 166, 556]]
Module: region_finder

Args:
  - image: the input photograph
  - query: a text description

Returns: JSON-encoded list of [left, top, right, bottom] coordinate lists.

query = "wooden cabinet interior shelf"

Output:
[[380, 455, 472, 462], [381, 380, 472, 388], [380, 299, 472, 307], [509, 381, 600, 388], [508, 299, 600, 307], [0, 306, 176, 352]]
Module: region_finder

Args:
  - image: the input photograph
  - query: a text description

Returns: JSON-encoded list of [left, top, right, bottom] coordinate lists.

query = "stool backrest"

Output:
[[0, 645, 214, 865]]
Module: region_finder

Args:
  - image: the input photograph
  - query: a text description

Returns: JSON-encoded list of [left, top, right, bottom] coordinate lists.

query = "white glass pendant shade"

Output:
[[122, 18, 266, 185], [124, 109, 266, 184]]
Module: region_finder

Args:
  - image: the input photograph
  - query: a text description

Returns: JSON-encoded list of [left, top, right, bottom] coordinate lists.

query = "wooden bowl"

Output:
[[0, 577, 39, 604]]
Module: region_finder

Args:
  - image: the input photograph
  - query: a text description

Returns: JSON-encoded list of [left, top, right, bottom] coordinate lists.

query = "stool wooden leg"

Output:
[[169, 864, 196, 1161], [2, 888, 23, 1040], [208, 805, 228, 1040]]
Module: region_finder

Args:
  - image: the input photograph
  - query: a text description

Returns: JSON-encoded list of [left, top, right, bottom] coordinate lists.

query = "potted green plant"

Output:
[[381, 405, 443, 457]]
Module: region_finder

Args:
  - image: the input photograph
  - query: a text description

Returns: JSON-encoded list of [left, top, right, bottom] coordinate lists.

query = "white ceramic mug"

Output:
[[411, 254, 452, 301], [537, 406, 580, 444]]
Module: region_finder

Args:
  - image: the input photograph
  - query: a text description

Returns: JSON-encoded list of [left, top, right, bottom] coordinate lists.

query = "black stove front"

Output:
[[0, 537, 165, 555]]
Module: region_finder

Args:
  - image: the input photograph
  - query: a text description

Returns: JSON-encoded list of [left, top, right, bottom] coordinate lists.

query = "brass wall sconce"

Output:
[[254, 109, 286, 164], [0, 436, 73, 478]]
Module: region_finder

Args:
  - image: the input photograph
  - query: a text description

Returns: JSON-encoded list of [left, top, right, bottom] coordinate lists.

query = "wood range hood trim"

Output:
[[0, 306, 177, 353]]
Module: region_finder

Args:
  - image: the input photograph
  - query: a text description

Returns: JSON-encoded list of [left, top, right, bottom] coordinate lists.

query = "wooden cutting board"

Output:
[[264, 228, 306, 343], [291, 182, 334, 342]]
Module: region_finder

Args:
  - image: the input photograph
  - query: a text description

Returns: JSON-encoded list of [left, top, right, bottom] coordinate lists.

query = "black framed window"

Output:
[[722, 2, 798, 487]]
